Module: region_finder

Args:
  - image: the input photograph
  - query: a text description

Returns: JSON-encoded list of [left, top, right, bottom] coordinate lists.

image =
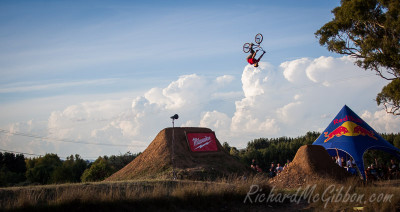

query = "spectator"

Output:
[[370, 164, 379, 180], [284, 159, 290, 170], [346, 157, 357, 175], [377, 163, 387, 180], [346, 157, 354, 168], [276, 163, 283, 174], [255, 165, 263, 173], [389, 159, 398, 179], [250, 159, 256, 171], [335, 156, 343, 167], [268, 163, 276, 178], [335, 149, 343, 167], [365, 166, 373, 182]]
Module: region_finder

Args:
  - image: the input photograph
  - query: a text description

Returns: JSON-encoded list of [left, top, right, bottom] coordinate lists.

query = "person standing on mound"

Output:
[[246, 43, 266, 67]]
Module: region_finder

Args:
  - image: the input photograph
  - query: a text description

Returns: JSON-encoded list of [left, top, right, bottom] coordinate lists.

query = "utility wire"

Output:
[[0, 129, 146, 147], [0, 148, 42, 157], [0, 148, 102, 160]]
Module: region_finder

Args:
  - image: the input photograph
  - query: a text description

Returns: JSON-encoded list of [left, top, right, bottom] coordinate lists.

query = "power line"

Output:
[[0, 148, 42, 157], [0, 148, 102, 160], [0, 128, 146, 148]]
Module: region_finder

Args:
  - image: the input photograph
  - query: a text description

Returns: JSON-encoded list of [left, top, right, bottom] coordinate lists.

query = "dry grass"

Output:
[[271, 177, 400, 211], [0, 175, 270, 211], [310, 178, 400, 211], [1, 175, 399, 211]]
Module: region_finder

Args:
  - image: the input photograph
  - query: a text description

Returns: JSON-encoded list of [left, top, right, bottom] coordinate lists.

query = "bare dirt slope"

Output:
[[269, 145, 352, 188], [106, 127, 251, 181]]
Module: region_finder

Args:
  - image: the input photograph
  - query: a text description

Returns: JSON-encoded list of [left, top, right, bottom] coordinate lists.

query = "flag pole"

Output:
[[170, 114, 179, 180]]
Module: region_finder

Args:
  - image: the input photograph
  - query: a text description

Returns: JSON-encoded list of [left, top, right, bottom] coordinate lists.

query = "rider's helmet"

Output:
[[254, 63, 259, 67]]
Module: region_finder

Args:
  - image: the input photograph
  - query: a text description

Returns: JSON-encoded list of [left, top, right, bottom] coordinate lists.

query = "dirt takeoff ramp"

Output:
[[269, 145, 351, 188], [106, 127, 250, 181]]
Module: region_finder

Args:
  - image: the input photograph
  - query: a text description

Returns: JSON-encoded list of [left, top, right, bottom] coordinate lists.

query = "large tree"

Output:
[[26, 153, 62, 184], [315, 0, 400, 115]]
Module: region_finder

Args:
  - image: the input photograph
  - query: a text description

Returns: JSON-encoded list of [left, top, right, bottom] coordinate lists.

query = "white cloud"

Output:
[[241, 65, 266, 97], [276, 101, 303, 124], [306, 56, 335, 84], [215, 75, 235, 85], [200, 110, 231, 133], [281, 57, 311, 83], [2, 56, 400, 158], [0, 120, 54, 156], [361, 109, 400, 133]]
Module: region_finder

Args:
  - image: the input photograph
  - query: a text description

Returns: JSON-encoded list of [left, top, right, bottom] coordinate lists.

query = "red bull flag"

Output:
[[313, 105, 400, 180]]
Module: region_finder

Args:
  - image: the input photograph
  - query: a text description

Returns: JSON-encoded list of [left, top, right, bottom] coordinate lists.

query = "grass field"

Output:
[[0, 175, 273, 212], [269, 177, 400, 212], [0, 176, 399, 211]]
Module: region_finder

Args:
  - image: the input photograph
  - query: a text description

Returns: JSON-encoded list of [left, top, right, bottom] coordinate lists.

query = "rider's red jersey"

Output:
[[247, 58, 256, 64]]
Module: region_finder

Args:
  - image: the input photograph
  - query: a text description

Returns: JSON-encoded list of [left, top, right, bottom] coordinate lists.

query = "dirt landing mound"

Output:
[[269, 145, 351, 188], [106, 127, 251, 181]]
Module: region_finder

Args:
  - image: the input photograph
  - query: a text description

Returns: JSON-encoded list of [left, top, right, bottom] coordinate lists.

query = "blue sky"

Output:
[[1, 0, 399, 159], [0, 0, 338, 100]]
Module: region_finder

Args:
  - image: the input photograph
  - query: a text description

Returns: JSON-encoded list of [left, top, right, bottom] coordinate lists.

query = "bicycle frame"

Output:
[[243, 33, 264, 53], [243, 42, 264, 53]]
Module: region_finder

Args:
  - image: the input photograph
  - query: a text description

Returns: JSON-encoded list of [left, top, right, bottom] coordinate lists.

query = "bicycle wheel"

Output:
[[255, 33, 263, 44], [243, 43, 251, 53]]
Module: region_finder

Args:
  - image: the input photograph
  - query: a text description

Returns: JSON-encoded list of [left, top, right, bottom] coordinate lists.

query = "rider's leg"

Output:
[[252, 50, 258, 59], [247, 46, 256, 60], [246, 53, 253, 60], [253, 51, 266, 67]]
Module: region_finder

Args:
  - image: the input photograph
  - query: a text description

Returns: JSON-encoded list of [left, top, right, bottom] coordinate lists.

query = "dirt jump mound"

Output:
[[106, 127, 251, 181], [269, 145, 352, 188]]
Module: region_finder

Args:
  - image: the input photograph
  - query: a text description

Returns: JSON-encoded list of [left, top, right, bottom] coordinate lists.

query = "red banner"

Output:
[[186, 132, 218, 152]]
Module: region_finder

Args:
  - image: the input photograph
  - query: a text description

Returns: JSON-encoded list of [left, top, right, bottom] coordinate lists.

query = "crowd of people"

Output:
[[331, 149, 399, 181], [250, 151, 399, 182], [332, 154, 358, 175], [364, 159, 399, 181], [250, 159, 290, 178]]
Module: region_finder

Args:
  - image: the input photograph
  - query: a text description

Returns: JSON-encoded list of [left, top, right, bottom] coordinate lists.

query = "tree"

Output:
[[376, 78, 400, 115], [81, 157, 112, 182], [393, 135, 400, 149], [107, 152, 139, 172], [52, 154, 87, 183], [222, 142, 231, 152], [0, 152, 26, 186], [315, 0, 400, 115], [26, 153, 62, 184]]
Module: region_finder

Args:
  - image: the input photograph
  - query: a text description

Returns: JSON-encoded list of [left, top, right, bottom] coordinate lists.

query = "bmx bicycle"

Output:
[[243, 33, 264, 53]]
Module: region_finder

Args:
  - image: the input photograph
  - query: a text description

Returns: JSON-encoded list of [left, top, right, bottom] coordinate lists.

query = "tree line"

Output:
[[0, 151, 140, 187], [1, 132, 400, 187]]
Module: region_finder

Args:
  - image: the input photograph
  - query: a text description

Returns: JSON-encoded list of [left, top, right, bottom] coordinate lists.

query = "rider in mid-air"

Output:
[[246, 43, 266, 67]]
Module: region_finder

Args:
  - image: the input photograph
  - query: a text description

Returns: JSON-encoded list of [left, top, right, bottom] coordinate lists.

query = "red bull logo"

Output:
[[324, 121, 377, 142]]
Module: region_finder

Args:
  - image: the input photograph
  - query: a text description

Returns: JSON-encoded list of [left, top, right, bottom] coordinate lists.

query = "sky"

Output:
[[1, 0, 399, 160]]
